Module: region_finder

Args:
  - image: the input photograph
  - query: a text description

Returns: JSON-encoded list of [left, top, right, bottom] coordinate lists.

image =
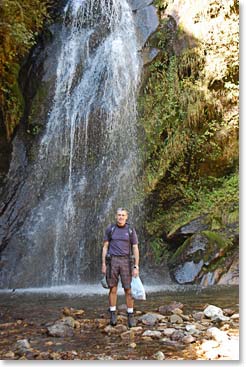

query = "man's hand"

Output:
[[101, 264, 107, 275], [132, 267, 139, 277]]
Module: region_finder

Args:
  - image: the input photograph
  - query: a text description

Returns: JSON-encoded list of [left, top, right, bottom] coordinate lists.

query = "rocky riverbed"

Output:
[[0, 285, 239, 360]]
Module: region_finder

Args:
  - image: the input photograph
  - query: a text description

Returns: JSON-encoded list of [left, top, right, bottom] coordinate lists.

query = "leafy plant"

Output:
[[0, 0, 51, 139]]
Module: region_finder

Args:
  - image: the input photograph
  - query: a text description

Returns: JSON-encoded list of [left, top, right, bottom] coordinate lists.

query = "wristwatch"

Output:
[[133, 265, 139, 269]]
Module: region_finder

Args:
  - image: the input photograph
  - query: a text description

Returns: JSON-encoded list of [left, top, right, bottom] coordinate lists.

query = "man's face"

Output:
[[116, 210, 128, 227]]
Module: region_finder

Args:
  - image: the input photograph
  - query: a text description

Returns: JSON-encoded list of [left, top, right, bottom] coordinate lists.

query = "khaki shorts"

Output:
[[106, 256, 132, 289]]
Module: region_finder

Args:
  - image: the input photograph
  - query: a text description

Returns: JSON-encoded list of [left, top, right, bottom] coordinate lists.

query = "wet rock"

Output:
[[206, 327, 229, 343], [170, 230, 238, 285], [201, 340, 219, 352], [163, 327, 176, 337], [133, 5, 159, 49], [62, 307, 73, 316], [180, 314, 190, 321], [171, 307, 183, 315], [169, 314, 183, 324], [220, 323, 230, 331], [130, 326, 143, 335], [141, 47, 159, 65], [158, 302, 184, 315], [120, 330, 135, 340], [182, 335, 196, 344], [47, 321, 74, 337], [50, 352, 61, 360], [62, 307, 84, 318], [231, 313, 239, 320], [15, 339, 32, 354], [129, 342, 137, 348], [95, 318, 108, 328], [153, 351, 165, 360], [175, 260, 204, 284], [185, 324, 198, 334], [138, 312, 164, 326], [167, 216, 209, 245], [217, 257, 239, 285], [74, 321, 80, 329], [61, 316, 76, 328], [157, 324, 168, 332], [170, 330, 185, 341], [217, 335, 239, 359], [4, 351, 16, 359], [142, 330, 162, 339], [222, 308, 235, 317], [104, 324, 127, 335], [204, 305, 229, 322], [193, 311, 204, 321], [45, 341, 54, 346]]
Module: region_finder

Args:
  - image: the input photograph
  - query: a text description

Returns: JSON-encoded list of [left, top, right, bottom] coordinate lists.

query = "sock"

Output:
[[110, 306, 116, 312], [127, 308, 133, 314]]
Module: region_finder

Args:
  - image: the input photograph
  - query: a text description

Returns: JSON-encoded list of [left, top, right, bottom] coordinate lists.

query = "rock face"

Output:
[[0, 0, 160, 289], [168, 229, 239, 285], [139, 0, 239, 285], [129, 0, 159, 64]]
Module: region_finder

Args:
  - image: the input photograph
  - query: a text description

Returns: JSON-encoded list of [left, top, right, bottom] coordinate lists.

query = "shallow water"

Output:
[[0, 284, 239, 360]]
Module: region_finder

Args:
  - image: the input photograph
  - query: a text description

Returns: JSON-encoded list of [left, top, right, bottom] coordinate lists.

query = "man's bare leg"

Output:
[[109, 286, 118, 307], [109, 286, 118, 326], [125, 288, 136, 328]]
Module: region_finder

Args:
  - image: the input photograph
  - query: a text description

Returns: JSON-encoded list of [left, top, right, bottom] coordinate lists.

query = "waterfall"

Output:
[[0, 0, 143, 288]]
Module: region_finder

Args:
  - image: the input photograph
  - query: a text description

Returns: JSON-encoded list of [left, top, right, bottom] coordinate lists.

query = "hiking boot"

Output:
[[110, 311, 117, 326], [127, 312, 136, 328]]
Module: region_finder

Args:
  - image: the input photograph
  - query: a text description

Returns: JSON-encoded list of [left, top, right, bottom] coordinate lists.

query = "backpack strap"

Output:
[[108, 224, 116, 242]]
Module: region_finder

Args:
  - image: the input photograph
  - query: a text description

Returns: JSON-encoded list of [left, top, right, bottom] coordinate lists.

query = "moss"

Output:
[[0, 0, 52, 139], [202, 231, 230, 249], [2, 63, 25, 138], [27, 80, 53, 135], [139, 1, 239, 263], [169, 230, 232, 267]]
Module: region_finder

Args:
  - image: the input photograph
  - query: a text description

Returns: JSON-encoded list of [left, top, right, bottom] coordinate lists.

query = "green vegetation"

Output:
[[140, 0, 239, 259], [0, 0, 51, 139]]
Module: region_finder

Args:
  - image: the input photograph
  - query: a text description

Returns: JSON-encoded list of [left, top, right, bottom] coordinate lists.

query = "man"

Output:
[[101, 208, 139, 328]]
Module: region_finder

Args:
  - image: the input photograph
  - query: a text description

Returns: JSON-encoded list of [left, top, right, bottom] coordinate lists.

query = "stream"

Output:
[[0, 284, 239, 360]]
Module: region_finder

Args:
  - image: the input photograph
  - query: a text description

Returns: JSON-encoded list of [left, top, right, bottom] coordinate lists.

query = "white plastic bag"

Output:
[[131, 276, 146, 300]]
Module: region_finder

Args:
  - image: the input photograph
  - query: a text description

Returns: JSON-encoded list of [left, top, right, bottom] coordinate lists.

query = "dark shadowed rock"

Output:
[[167, 216, 210, 246]]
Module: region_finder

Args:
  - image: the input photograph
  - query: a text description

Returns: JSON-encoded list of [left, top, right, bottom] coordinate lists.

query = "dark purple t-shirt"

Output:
[[104, 224, 138, 256]]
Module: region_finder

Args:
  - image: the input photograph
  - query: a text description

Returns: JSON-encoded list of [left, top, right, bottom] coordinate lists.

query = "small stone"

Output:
[[120, 330, 135, 340], [163, 328, 176, 336], [153, 351, 165, 360], [172, 308, 183, 315], [223, 308, 235, 317], [63, 307, 72, 316], [15, 339, 32, 354], [74, 321, 81, 329], [45, 341, 54, 346], [182, 335, 196, 344], [129, 342, 137, 348], [4, 351, 15, 359], [142, 330, 162, 339], [169, 314, 183, 324]]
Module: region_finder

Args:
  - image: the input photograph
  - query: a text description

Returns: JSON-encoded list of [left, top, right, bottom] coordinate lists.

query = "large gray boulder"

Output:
[[169, 231, 238, 285]]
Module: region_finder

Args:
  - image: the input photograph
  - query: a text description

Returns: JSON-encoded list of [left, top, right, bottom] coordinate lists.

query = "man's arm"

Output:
[[101, 241, 109, 274], [132, 244, 139, 277]]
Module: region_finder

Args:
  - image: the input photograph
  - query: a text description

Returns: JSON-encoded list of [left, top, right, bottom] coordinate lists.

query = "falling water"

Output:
[[0, 0, 143, 288]]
